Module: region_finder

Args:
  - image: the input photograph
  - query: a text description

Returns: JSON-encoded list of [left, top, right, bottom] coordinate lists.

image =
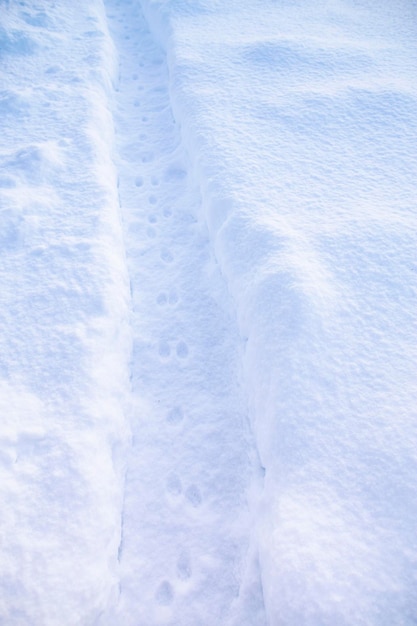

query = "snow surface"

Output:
[[1, 0, 416, 624], [0, 2, 131, 623]]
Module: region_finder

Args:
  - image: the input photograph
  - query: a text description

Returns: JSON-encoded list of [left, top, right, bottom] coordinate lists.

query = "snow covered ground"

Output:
[[102, 2, 262, 623], [1, 2, 131, 623], [1, 0, 416, 624]]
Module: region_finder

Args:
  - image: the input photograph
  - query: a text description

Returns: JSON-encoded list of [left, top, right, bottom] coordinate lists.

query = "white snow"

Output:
[[0, 2, 130, 623], [140, 0, 417, 622], [1, 0, 416, 624], [102, 2, 260, 623]]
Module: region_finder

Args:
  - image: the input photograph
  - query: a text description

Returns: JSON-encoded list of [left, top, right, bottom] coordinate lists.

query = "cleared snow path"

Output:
[[103, 2, 265, 624]]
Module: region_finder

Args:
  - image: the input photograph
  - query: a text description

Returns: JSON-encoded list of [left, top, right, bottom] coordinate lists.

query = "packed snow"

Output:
[[0, 0, 416, 624]]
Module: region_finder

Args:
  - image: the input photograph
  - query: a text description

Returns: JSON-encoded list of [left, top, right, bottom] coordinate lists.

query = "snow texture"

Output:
[[0, 2, 130, 623], [1, 0, 416, 624], [139, 0, 417, 623]]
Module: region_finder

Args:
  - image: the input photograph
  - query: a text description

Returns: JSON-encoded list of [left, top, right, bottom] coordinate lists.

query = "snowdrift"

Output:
[[138, 0, 417, 623], [0, 2, 130, 623], [1, 0, 416, 623]]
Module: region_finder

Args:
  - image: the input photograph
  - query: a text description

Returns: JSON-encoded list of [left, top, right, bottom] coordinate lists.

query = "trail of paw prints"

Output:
[[156, 289, 179, 307], [157, 339, 189, 361], [165, 475, 202, 509], [154, 554, 192, 610]]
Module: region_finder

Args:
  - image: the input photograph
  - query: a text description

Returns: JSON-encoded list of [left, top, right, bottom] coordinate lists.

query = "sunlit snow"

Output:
[[1, 0, 416, 624]]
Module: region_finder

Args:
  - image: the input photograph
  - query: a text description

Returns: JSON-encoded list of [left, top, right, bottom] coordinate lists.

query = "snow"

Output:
[[0, 2, 130, 623], [140, 0, 417, 622], [1, 0, 416, 624], [102, 3, 259, 623]]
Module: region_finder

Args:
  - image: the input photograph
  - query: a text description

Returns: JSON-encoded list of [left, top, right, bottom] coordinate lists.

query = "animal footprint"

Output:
[[147, 227, 156, 239], [155, 581, 173, 606], [148, 214, 157, 223], [176, 341, 189, 359], [166, 474, 182, 496], [166, 406, 184, 425], [185, 484, 202, 508], [176, 551, 192, 580], [164, 165, 187, 182], [168, 289, 178, 305], [158, 341, 170, 358], [134, 176, 144, 187], [141, 151, 153, 163], [160, 249, 173, 263], [149, 195, 157, 205], [157, 292, 167, 306]]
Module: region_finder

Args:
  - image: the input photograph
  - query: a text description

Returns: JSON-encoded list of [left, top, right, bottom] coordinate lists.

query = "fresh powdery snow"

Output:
[[0, 0, 416, 625]]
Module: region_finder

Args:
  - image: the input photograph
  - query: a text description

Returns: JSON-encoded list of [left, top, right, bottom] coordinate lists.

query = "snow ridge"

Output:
[[0, 1, 131, 623], [136, 0, 417, 624]]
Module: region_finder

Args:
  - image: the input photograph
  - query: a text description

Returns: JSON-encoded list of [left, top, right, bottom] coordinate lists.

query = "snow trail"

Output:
[[137, 2, 417, 623], [103, 2, 265, 624]]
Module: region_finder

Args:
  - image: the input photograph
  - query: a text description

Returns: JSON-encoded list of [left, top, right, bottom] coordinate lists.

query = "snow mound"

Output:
[[139, 0, 417, 623], [0, 2, 130, 623]]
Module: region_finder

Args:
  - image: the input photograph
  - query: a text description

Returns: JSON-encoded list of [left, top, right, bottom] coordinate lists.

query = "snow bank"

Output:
[[0, 2, 130, 623], [138, 0, 417, 623]]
